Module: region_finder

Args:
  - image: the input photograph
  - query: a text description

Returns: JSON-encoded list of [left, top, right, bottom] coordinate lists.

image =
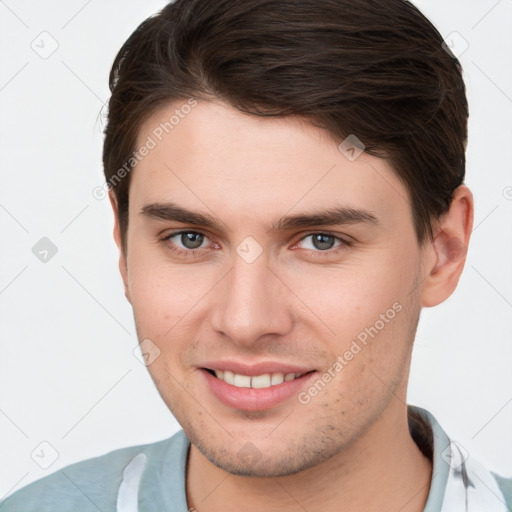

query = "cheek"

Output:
[[301, 304, 414, 426], [126, 243, 208, 328], [287, 250, 418, 391], [285, 250, 412, 335]]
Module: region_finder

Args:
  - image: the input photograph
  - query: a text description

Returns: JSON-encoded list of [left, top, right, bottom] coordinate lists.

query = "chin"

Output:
[[189, 430, 336, 478]]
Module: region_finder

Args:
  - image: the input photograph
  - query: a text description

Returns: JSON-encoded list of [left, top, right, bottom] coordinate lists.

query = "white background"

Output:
[[0, 0, 511, 499]]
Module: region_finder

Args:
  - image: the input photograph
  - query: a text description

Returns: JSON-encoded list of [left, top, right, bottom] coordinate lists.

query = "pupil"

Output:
[[313, 234, 334, 250], [182, 233, 203, 249]]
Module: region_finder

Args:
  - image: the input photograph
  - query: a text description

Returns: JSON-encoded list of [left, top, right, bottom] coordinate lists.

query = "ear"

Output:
[[420, 184, 474, 307], [108, 190, 131, 304]]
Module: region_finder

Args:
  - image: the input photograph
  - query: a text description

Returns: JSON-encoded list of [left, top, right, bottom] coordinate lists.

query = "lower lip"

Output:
[[201, 369, 317, 412]]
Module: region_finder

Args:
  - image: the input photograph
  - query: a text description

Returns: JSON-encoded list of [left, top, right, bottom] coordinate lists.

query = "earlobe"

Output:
[[108, 190, 131, 304], [420, 185, 474, 307]]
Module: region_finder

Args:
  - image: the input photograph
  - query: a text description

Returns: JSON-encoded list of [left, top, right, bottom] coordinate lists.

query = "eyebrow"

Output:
[[140, 202, 379, 231]]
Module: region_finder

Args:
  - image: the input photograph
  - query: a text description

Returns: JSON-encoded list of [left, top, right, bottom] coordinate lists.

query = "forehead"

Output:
[[130, 99, 411, 230]]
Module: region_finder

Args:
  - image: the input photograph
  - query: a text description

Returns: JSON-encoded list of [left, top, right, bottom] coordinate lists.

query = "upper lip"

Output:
[[200, 360, 315, 376]]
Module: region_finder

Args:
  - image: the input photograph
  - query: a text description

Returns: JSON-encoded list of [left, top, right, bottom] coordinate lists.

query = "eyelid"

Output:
[[293, 231, 352, 252], [296, 230, 352, 244], [160, 230, 212, 249]]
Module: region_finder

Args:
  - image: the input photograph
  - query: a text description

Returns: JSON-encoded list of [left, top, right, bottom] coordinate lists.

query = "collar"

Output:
[[409, 405, 508, 512]]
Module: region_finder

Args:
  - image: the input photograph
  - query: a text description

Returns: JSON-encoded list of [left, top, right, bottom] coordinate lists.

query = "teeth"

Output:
[[251, 374, 271, 388], [233, 374, 251, 388], [213, 370, 305, 389], [271, 373, 284, 385]]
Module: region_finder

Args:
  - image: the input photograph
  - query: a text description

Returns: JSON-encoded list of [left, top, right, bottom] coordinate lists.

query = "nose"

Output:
[[211, 250, 294, 346]]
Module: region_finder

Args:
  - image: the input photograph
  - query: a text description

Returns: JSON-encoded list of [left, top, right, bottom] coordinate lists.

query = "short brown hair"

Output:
[[103, 0, 468, 254]]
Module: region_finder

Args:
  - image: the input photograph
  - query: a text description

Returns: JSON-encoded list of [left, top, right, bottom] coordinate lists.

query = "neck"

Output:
[[186, 401, 433, 512]]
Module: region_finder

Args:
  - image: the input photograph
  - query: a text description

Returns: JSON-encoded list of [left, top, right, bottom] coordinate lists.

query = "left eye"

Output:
[[297, 233, 346, 252]]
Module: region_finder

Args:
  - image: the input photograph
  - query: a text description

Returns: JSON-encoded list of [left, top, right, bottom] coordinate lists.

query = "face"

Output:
[[115, 99, 432, 477]]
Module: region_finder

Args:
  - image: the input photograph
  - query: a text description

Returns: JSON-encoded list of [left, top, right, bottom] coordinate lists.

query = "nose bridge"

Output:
[[212, 248, 292, 343]]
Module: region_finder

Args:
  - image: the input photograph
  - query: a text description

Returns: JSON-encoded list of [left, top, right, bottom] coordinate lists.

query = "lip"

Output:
[[200, 359, 314, 376], [200, 366, 317, 412]]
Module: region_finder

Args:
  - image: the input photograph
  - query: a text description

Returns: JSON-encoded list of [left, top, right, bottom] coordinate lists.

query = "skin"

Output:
[[109, 99, 473, 511]]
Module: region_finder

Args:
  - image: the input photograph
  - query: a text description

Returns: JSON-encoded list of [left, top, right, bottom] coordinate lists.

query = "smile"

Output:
[[200, 366, 317, 411], [207, 369, 308, 389]]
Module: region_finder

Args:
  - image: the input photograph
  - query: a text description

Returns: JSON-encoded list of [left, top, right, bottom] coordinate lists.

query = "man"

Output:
[[1, 0, 510, 511]]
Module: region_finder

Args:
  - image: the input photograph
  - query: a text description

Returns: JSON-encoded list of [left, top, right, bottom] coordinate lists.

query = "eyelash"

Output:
[[158, 230, 352, 259]]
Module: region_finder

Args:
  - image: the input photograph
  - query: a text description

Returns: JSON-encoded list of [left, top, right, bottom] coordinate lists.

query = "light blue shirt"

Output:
[[1, 406, 510, 511]]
